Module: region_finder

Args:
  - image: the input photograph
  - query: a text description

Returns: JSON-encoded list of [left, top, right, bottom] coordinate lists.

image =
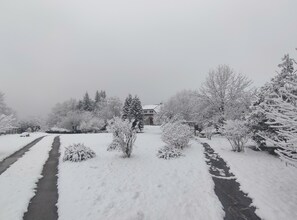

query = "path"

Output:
[[0, 136, 45, 175], [23, 136, 60, 220], [202, 142, 261, 220]]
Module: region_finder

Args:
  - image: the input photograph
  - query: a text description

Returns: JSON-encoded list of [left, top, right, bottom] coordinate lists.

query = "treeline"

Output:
[[47, 90, 122, 132], [46, 91, 145, 133]]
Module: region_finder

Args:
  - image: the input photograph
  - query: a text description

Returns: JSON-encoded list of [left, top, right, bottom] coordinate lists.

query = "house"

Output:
[[142, 104, 162, 125]]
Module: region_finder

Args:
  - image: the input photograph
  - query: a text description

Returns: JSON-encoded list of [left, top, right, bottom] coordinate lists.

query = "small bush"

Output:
[[107, 117, 137, 158], [157, 146, 184, 160], [221, 120, 250, 152], [63, 143, 96, 162], [161, 121, 192, 149]]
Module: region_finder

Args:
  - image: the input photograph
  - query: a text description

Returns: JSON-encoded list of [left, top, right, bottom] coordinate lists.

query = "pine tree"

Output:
[[122, 94, 133, 121], [95, 91, 100, 104], [247, 53, 297, 147], [131, 96, 144, 131], [82, 92, 94, 112]]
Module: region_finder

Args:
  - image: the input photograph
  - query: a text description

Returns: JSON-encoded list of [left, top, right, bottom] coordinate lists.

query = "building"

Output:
[[142, 104, 162, 125]]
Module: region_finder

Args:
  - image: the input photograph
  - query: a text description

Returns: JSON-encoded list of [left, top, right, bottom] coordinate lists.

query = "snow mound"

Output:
[[157, 146, 184, 159], [63, 143, 96, 162]]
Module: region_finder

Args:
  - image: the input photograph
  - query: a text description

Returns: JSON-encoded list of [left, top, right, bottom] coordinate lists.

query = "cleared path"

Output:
[[203, 142, 261, 220], [0, 136, 45, 175], [23, 136, 60, 220]]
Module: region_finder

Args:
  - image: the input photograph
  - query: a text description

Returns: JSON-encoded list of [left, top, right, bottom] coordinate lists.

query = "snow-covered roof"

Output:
[[143, 104, 162, 113]]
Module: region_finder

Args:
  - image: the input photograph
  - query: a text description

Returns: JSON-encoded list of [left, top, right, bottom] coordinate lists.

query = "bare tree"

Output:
[[199, 65, 253, 126]]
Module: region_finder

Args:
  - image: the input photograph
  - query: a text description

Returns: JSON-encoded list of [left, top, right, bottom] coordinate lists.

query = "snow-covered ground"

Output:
[[201, 136, 297, 220], [58, 126, 224, 220], [0, 135, 55, 220], [0, 132, 46, 162]]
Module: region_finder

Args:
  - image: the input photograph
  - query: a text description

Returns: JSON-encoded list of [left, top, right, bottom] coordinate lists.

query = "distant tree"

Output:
[[199, 65, 253, 127], [47, 99, 78, 128], [98, 97, 123, 121], [130, 96, 144, 131], [0, 92, 14, 116], [156, 90, 200, 124], [94, 90, 101, 104], [122, 94, 133, 121], [0, 114, 16, 134], [82, 92, 94, 112]]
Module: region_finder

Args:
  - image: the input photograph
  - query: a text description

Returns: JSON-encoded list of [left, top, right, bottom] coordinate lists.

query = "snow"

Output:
[[142, 104, 161, 113], [201, 136, 297, 220], [58, 126, 224, 220], [0, 135, 55, 220], [0, 132, 46, 162]]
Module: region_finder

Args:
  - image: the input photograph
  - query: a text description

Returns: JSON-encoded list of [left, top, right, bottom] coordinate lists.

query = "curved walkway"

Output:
[[203, 142, 261, 220]]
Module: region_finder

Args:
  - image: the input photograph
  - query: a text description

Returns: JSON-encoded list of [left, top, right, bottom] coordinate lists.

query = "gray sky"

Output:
[[1, 0, 296, 118]]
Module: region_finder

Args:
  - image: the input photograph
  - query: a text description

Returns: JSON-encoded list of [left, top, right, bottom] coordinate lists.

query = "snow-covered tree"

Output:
[[221, 119, 250, 152], [247, 54, 297, 147], [122, 94, 133, 121], [107, 117, 137, 158], [0, 114, 16, 134], [161, 121, 192, 150], [58, 111, 82, 132], [130, 96, 144, 131], [18, 117, 43, 132], [97, 97, 122, 121], [260, 78, 297, 166], [81, 92, 94, 112], [157, 90, 200, 124], [199, 65, 253, 127], [47, 99, 78, 128]]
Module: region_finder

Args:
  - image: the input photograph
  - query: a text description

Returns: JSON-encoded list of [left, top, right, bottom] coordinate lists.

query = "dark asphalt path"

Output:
[[203, 142, 261, 220], [0, 136, 45, 175], [23, 136, 60, 220]]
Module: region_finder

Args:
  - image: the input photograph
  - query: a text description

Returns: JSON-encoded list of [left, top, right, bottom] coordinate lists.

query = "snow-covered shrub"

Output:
[[107, 117, 137, 158], [204, 126, 215, 140], [63, 143, 96, 162], [161, 121, 192, 149], [157, 146, 184, 159], [221, 120, 250, 152]]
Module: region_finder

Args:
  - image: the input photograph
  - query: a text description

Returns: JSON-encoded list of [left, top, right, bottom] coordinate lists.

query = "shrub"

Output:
[[157, 146, 184, 159], [63, 143, 96, 162], [161, 121, 192, 149], [204, 126, 215, 140], [221, 120, 250, 152], [107, 117, 137, 158]]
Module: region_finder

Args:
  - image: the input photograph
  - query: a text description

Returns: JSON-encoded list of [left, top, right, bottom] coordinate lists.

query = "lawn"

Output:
[[58, 126, 223, 220]]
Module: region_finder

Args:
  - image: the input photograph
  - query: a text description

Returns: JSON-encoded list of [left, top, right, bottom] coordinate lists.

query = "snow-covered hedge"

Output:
[[107, 117, 137, 158], [157, 146, 184, 160], [63, 143, 96, 162], [221, 120, 250, 152], [161, 121, 192, 149]]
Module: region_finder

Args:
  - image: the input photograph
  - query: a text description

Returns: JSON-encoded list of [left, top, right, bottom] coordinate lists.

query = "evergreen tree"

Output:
[[131, 96, 144, 131], [122, 94, 133, 121], [82, 92, 94, 112], [95, 91, 100, 104], [247, 54, 297, 147]]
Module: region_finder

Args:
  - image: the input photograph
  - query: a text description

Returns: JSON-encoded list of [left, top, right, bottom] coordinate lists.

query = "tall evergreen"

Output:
[[247, 54, 297, 147], [131, 96, 144, 130], [95, 91, 100, 104], [82, 92, 94, 111], [122, 94, 133, 121]]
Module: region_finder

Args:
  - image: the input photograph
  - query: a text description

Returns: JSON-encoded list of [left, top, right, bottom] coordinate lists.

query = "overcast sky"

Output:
[[0, 0, 296, 118]]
